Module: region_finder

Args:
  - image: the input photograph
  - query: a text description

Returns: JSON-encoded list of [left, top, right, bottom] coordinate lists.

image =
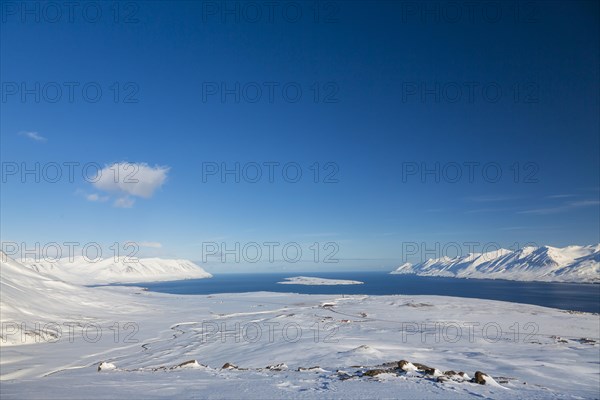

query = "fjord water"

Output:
[[132, 272, 599, 313]]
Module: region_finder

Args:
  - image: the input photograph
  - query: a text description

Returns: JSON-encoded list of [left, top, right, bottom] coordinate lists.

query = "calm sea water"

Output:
[[127, 272, 600, 313]]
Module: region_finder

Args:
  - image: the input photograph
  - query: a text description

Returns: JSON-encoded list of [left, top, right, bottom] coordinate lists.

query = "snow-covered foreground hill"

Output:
[[391, 244, 600, 283], [1, 253, 599, 399], [20, 255, 212, 284]]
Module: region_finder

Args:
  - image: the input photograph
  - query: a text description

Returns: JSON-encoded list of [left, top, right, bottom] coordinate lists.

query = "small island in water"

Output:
[[278, 276, 364, 286]]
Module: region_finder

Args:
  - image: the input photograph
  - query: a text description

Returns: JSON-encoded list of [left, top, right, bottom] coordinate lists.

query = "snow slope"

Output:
[[0, 251, 146, 346], [1, 252, 599, 399], [391, 244, 600, 283], [21, 255, 212, 285]]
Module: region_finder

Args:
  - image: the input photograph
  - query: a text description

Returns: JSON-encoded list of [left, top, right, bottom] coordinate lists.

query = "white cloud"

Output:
[[499, 226, 528, 231], [570, 200, 600, 207], [19, 131, 47, 142], [75, 189, 109, 203], [135, 241, 163, 249], [86, 193, 109, 202], [298, 232, 339, 237], [518, 200, 600, 215], [465, 195, 522, 202], [91, 162, 169, 201], [114, 196, 135, 208]]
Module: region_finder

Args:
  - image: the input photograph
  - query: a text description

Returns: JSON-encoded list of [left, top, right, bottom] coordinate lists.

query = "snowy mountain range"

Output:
[[391, 244, 600, 283], [20, 255, 212, 285]]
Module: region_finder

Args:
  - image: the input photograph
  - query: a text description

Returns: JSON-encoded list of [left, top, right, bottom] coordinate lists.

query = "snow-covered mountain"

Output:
[[0, 251, 146, 345], [1, 251, 87, 323], [21, 255, 212, 285], [391, 244, 600, 283]]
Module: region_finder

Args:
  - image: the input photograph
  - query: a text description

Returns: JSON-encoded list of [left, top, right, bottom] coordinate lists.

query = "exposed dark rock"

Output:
[[380, 361, 398, 368], [443, 370, 469, 380], [473, 371, 488, 384], [298, 366, 321, 372], [412, 363, 436, 375], [362, 369, 388, 377], [176, 360, 198, 368], [578, 337, 597, 344], [405, 302, 433, 308], [412, 362, 431, 371], [222, 362, 238, 369], [172, 360, 206, 369], [97, 362, 116, 372], [337, 370, 355, 380], [266, 363, 287, 371]]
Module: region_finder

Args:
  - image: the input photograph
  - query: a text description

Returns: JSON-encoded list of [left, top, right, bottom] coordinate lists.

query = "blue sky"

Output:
[[1, 1, 598, 272]]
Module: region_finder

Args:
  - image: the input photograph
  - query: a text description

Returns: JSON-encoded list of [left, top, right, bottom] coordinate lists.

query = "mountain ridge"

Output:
[[391, 244, 600, 283], [19, 255, 212, 285]]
